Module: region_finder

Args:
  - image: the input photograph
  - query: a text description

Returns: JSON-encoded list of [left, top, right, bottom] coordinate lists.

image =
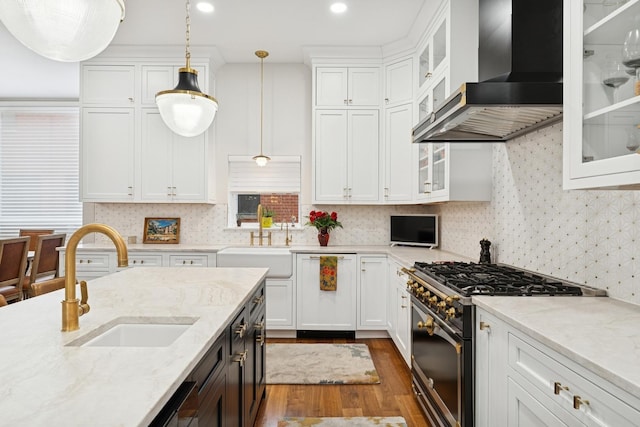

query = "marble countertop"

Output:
[[65, 243, 473, 267], [473, 296, 640, 400], [0, 267, 267, 427]]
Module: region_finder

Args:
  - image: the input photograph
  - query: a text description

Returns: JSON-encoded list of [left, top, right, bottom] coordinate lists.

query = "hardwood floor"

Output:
[[254, 337, 430, 427]]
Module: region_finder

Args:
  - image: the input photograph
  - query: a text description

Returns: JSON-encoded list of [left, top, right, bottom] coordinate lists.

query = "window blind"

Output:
[[228, 155, 301, 193], [0, 107, 82, 239]]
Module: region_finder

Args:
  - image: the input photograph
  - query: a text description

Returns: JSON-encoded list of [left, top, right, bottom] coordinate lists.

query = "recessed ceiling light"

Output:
[[196, 2, 214, 13], [330, 2, 348, 14]]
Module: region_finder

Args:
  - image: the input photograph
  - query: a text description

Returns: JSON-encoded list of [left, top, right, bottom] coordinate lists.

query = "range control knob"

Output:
[[445, 295, 460, 306], [445, 307, 457, 321], [416, 286, 425, 295], [428, 296, 438, 307], [437, 301, 447, 313]]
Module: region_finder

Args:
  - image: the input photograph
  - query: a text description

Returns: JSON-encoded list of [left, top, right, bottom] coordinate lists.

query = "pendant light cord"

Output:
[[185, 0, 191, 68], [260, 54, 264, 155]]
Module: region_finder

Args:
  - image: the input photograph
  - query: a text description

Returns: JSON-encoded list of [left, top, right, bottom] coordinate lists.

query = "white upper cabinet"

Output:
[[563, 0, 640, 189], [315, 67, 380, 107], [384, 103, 415, 202], [384, 58, 414, 107], [314, 109, 380, 203], [140, 110, 208, 202], [81, 65, 136, 105], [79, 58, 215, 203], [81, 108, 135, 201]]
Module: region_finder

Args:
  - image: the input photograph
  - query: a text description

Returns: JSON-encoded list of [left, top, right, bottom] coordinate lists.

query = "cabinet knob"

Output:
[[344, 99, 348, 105], [385, 98, 389, 104], [425, 72, 432, 79], [479, 321, 490, 331], [128, 97, 134, 102]]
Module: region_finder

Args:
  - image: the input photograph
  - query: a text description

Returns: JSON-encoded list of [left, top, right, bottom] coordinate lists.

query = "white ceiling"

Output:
[[111, 0, 428, 63]]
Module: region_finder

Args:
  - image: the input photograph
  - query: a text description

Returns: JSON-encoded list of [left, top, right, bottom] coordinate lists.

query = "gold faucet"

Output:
[[257, 203, 264, 245], [61, 223, 129, 332]]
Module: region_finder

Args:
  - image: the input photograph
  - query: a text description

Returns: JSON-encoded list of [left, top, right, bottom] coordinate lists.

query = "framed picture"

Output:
[[143, 218, 180, 244]]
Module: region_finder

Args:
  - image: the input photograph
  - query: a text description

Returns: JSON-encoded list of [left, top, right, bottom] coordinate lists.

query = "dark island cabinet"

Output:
[[150, 280, 266, 427], [228, 282, 267, 427]]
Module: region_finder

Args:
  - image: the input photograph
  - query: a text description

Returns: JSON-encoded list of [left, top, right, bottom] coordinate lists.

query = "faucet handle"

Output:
[[79, 280, 90, 315]]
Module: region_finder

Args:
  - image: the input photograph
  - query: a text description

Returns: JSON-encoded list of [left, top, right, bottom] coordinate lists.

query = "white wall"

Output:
[[213, 63, 312, 203], [0, 27, 79, 99]]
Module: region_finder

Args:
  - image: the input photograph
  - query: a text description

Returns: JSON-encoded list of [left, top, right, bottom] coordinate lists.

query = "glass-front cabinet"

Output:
[[564, 0, 640, 189], [418, 14, 448, 92]]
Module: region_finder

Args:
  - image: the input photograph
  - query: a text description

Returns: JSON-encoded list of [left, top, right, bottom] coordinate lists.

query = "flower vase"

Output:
[[317, 228, 330, 246]]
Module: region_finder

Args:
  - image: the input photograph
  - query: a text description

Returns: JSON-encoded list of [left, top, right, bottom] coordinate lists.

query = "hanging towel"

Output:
[[319, 255, 338, 291]]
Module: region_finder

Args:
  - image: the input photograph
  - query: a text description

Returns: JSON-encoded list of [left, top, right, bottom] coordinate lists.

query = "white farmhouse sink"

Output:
[[68, 317, 197, 347], [216, 246, 293, 278]]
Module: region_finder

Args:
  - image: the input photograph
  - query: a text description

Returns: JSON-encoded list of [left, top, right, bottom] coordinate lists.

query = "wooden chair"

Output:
[[0, 236, 30, 303], [19, 229, 54, 252], [30, 277, 66, 297], [22, 233, 66, 299]]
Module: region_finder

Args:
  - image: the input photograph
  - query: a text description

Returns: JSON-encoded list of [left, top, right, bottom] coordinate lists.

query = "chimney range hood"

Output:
[[413, 0, 563, 143]]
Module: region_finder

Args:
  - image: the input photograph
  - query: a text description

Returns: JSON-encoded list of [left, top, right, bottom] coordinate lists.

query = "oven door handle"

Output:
[[417, 316, 436, 336]]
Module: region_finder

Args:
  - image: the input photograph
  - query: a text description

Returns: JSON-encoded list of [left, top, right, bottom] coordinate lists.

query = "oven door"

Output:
[[412, 301, 465, 427]]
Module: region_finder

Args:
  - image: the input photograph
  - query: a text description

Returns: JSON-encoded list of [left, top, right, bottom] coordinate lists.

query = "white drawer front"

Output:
[[127, 254, 163, 267], [508, 332, 640, 427], [75, 253, 111, 272], [169, 254, 208, 267]]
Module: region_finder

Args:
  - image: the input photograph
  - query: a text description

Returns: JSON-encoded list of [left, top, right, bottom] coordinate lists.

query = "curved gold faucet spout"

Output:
[[62, 223, 129, 332]]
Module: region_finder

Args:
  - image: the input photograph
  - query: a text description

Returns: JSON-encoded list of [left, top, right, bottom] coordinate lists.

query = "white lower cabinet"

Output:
[[296, 253, 357, 330], [265, 279, 295, 329], [387, 260, 411, 366], [59, 249, 216, 279], [476, 307, 640, 427], [357, 255, 388, 329]]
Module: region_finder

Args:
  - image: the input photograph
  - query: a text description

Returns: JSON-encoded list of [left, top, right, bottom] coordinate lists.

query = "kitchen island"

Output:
[[0, 267, 267, 426]]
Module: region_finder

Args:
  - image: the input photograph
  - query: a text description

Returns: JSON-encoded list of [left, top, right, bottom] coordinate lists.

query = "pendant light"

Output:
[[253, 50, 271, 167], [0, 0, 125, 62], [155, 0, 218, 138]]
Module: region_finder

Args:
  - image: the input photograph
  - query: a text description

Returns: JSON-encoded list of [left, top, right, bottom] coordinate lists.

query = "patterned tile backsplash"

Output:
[[94, 122, 639, 304]]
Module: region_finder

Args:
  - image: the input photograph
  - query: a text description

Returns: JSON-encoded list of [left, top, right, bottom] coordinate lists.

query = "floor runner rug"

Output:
[[266, 343, 380, 384], [277, 416, 407, 426]]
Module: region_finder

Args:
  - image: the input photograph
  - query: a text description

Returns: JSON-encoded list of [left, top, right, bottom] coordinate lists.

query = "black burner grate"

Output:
[[414, 262, 582, 297]]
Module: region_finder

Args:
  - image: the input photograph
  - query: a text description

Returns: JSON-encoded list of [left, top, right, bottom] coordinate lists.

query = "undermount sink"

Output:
[[216, 246, 292, 278], [67, 317, 198, 348]]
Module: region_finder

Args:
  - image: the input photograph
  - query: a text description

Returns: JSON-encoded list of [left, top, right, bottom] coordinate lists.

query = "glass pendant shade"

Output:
[[253, 154, 270, 167], [0, 0, 125, 62], [156, 68, 218, 137]]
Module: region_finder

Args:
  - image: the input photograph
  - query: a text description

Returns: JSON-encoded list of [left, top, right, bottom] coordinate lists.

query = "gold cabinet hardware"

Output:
[[233, 350, 248, 366], [253, 295, 265, 305], [554, 382, 569, 395], [234, 322, 247, 338], [573, 395, 589, 410], [479, 321, 490, 331], [250, 231, 255, 246]]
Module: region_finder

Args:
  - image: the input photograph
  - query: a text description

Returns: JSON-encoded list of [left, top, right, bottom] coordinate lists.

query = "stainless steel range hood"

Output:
[[413, 0, 563, 143]]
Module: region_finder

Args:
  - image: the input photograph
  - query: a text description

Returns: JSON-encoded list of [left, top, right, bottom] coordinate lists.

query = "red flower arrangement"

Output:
[[305, 210, 343, 233]]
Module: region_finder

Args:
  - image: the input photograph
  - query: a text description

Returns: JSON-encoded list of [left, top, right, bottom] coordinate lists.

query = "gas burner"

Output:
[[413, 261, 584, 297]]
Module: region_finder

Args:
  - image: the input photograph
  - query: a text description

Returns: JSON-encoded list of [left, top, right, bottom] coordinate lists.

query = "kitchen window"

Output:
[[0, 105, 82, 238], [227, 156, 301, 228]]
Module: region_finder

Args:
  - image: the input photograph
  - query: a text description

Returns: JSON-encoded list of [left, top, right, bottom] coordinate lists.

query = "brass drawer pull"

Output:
[[554, 382, 569, 395], [573, 395, 590, 410]]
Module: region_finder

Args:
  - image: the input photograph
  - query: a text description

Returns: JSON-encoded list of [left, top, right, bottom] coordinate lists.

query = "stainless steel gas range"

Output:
[[402, 261, 605, 427]]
